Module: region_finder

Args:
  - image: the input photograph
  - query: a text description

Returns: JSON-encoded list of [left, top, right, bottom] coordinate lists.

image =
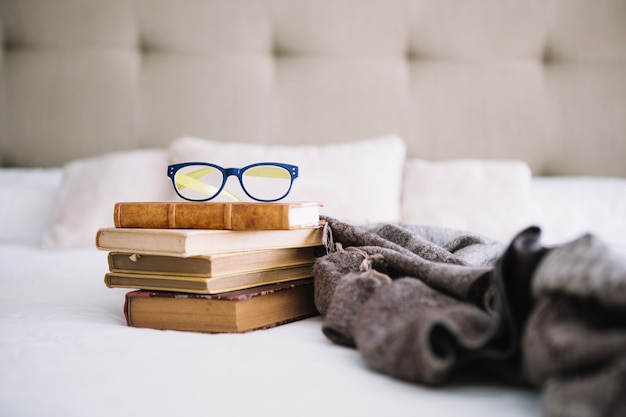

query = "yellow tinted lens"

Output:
[[174, 166, 223, 200], [241, 165, 292, 200]]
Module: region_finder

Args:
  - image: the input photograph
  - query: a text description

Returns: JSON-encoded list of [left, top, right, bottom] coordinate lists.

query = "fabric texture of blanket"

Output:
[[315, 217, 626, 417]]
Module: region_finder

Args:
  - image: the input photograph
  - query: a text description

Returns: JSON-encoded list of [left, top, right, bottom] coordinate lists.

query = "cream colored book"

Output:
[[107, 246, 319, 278], [95, 226, 325, 257], [105, 263, 314, 294]]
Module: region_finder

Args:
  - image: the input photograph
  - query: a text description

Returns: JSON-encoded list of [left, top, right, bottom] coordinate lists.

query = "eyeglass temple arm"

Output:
[[175, 170, 240, 201], [244, 166, 293, 179]]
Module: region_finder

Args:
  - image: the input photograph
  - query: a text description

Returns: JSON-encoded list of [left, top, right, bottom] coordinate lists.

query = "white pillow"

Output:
[[0, 168, 63, 244], [401, 159, 532, 243], [529, 176, 626, 253], [41, 149, 172, 249], [168, 135, 407, 224]]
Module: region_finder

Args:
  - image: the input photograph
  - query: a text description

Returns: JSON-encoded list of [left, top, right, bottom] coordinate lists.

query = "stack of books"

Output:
[[96, 201, 325, 333]]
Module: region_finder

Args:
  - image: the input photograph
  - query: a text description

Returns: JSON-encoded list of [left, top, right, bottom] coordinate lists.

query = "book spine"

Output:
[[124, 290, 152, 326], [123, 294, 131, 326], [96, 228, 189, 255], [230, 204, 288, 230], [114, 202, 295, 230], [114, 202, 228, 229]]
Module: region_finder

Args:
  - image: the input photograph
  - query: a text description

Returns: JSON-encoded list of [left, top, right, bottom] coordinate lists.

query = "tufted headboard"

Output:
[[1, 0, 625, 176]]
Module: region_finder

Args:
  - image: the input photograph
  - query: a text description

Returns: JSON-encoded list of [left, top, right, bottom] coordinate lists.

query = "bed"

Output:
[[1, 1, 626, 416]]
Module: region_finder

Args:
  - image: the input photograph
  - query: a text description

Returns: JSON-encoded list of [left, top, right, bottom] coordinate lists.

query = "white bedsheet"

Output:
[[3, 168, 626, 417], [0, 244, 539, 417]]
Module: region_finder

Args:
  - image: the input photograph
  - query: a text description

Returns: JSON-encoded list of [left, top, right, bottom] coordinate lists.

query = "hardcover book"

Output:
[[113, 201, 323, 230], [123, 279, 318, 333], [105, 263, 314, 294], [95, 226, 325, 257], [107, 246, 320, 277]]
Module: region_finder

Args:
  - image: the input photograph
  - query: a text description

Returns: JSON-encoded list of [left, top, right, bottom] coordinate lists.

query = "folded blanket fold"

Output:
[[314, 217, 626, 417]]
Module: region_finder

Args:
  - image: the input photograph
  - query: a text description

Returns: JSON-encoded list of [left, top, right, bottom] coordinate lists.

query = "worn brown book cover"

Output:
[[108, 246, 320, 277], [113, 201, 322, 230], [124, 279, 318, 333], [105, 263, 314, 294], [95, 226, 325, 257]]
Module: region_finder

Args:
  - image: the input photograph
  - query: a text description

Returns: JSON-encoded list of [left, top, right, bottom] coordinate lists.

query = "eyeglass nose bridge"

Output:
[[223, 167, 242, 178], [222, 167, 244, 186]]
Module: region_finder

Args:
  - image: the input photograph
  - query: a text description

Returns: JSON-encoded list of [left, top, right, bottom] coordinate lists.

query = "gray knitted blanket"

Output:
[[315, 217, 626, 417]]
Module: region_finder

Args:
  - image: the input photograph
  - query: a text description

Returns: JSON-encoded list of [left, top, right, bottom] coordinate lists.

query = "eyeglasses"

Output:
[[167, 162, 299, 202]]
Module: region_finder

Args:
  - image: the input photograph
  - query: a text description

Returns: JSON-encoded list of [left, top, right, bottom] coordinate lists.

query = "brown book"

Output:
[[124, 279, 318, 333], [113, 201, 323, 230], [107, 247, 319, 277], [105, 263, 314, 294], [95, 226, 325, 257]]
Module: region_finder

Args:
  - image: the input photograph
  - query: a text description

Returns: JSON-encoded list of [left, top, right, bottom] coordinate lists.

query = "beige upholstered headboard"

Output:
[[1, 0, 625, 176]]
